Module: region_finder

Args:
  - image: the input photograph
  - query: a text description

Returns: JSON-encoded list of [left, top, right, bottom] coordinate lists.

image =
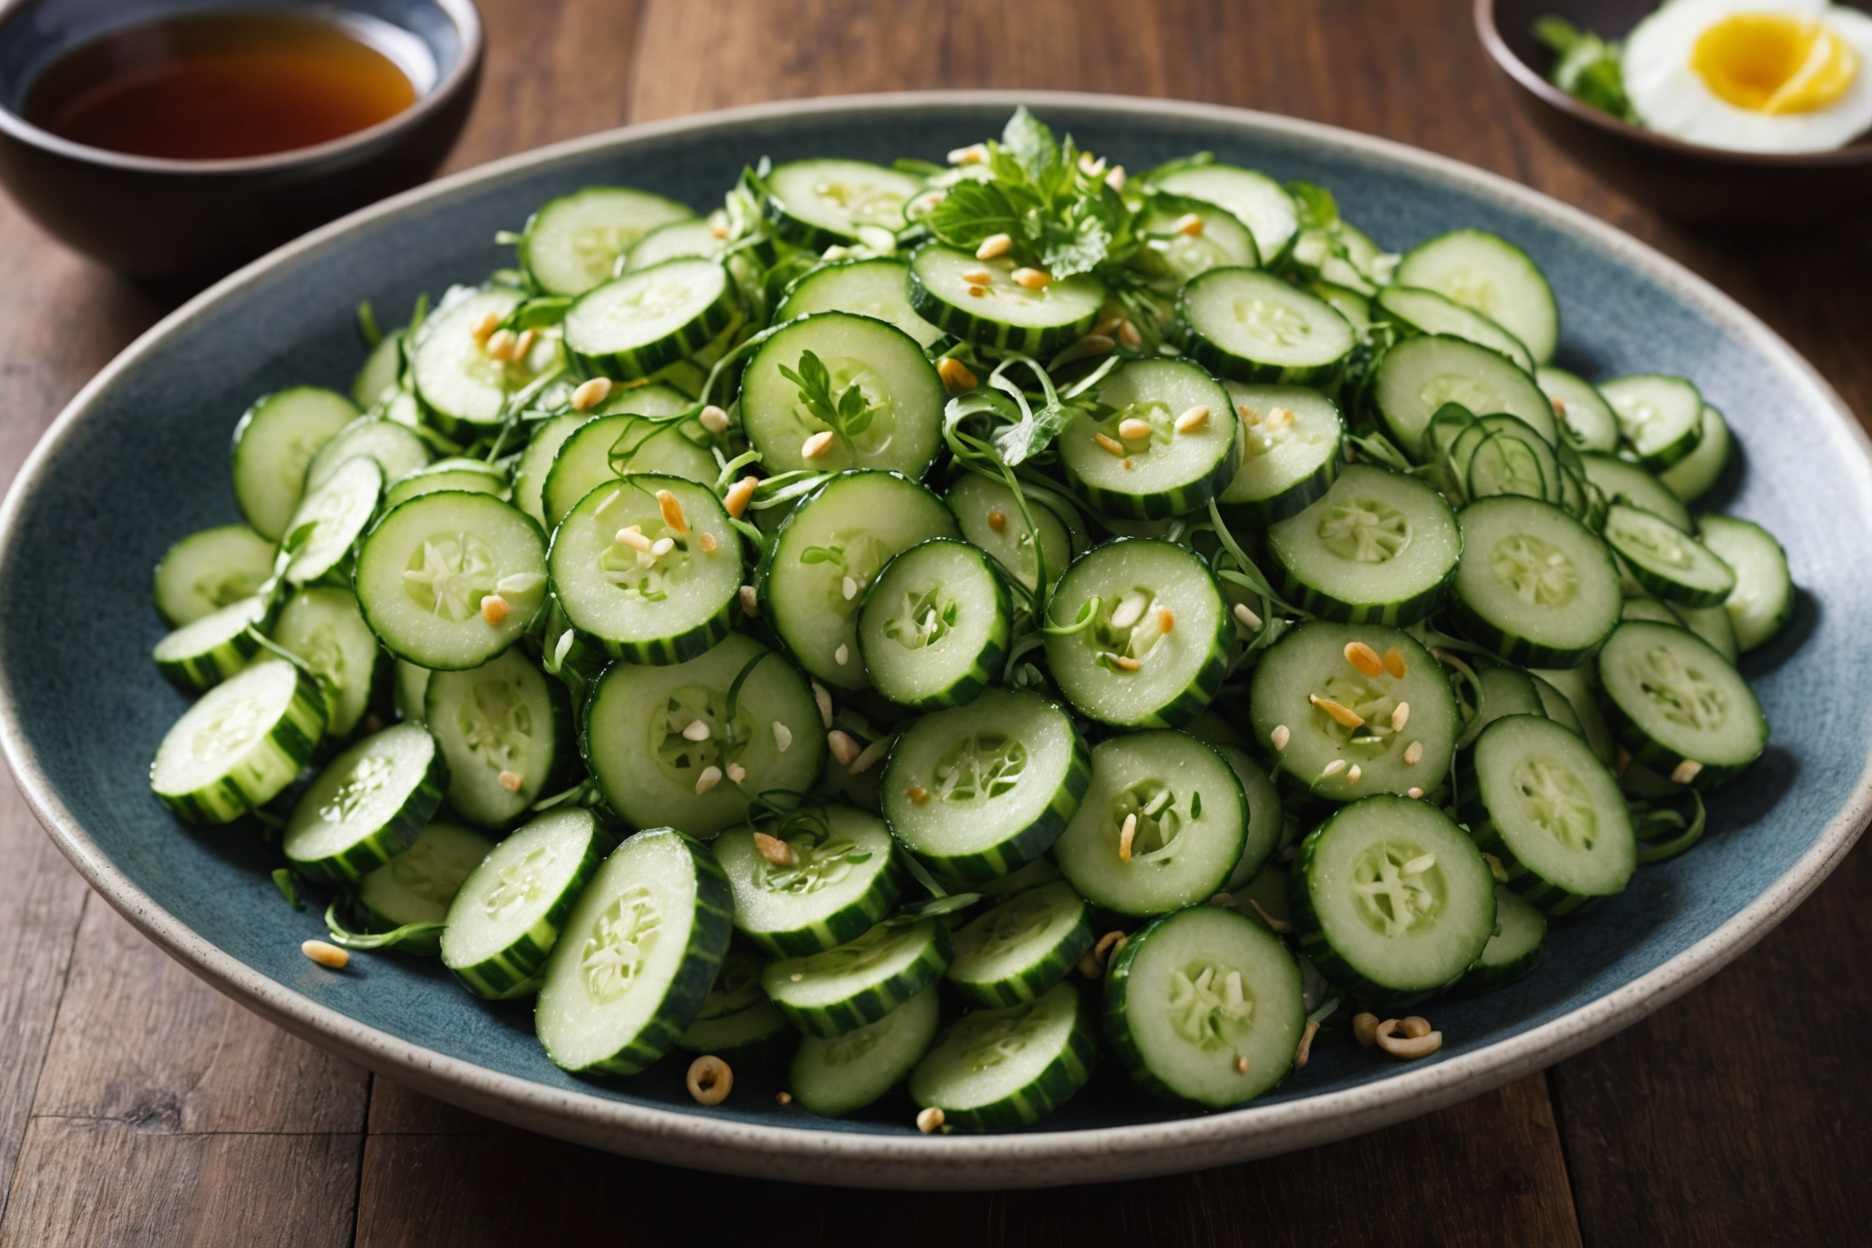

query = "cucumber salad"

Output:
[[144, 109, 1791, 1132]]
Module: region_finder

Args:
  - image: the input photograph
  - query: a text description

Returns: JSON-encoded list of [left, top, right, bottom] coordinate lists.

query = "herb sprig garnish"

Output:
[[778, 349, 881, 447], [926, 108, 1138, 278]]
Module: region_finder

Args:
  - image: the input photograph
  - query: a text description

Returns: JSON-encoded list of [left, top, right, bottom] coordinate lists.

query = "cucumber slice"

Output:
[[944, 472, 1075, 595], [740, 312, 946, 478], [535, 827, 735, 1075], [1053, 731, 1247, 916], [271, 586, 381, 738], [978, 857, 1064, 900], [283, 456, 383, 586], [1104, 904, 1305, 1108], [1599, 374, 1704, 471], [1602, 503, 1737, 608], [626, 216, 726, 271], [1460, 713, 1636, 913], [856, 538, 1010, 709], [1460, 885, 1547, 993], [1293, 795, 1496, 1003], [1370, 334, 1557, 458], [775, 257, 945, 349], [441, 807, 610, 1000], [1658, 405, 1732, 503], [1134, 193, 1261, 281], [1375, 284, 1534, 373], [1697, 515, 1793, 653], [520, 187, 694, 296], [1218, 745, 1283, 890], [562, 258, 739, 381], [1180, 267, 1356, 386], [582, 634, 826, 835], [759, 470, 959, 691], [540, 392, 711, 529], [1451, 496, 1622, 667], [1534, 366, 1620, 453], [945, 881, 1092, 1007], [152, 525, 276, 627], [353, 492, 549, 670], [305, 416, 431, 494], [880, 688, 1090, 883], [1229, 863, 1293, 932], [1597, 620, 1767, 786], [383, 459, 506, 510], [1247, 622, 1461, 801], [1043, 539, 1231, 728], [148, 659, 328, 824], [1267, 465, 1461, 626], [1150, 163, 1299, 265], [763, 916, 952, 1037], [409, 287, 530, 436], [513, 413, 589, 528], [908, 979, 1098, 1131], [1578, 453, 1692, 530], [152, 595, 269, 692], [789, 984, 940, 1117], [1531, 663, 1618, 766], [1217, 384, 1344, 525], [715, 804, 901, 956], [764, 159, 920, 247], [906, 244, 1105, 354], [230, 387, 360, 541], [1528, 672, 1584, 736], [283, 723, 449, 883], [1393, 228, 1559, 363], [352, 329, 404, 409], [357, 821, 495, 950], [678, 950, 789, 1052], [1458, 664, 1549, 750], [423, 647, 567, 828], [549, 474, 741, 664], [1057, 359, 1240, 519]]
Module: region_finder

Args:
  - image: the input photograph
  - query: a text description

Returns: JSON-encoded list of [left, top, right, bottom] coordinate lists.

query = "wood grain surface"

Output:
[[0, 2, 1866, 1244]]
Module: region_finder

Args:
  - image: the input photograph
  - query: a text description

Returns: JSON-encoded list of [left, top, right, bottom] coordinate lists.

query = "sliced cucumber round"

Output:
[[1603, 503, 1737, 608], [1458, 664, 1549, 750], [271, 586, 381, 739], [1459, 885, 1547, 993], [1044, 539, 1231, 728], [520, 187, 694, 296], [152, 595, 269, 693], [1267, 465, 1461, 626], [1600, 374, 1704, 471], [1057, 358, 1240, 519], [945, 881, 1092, 1007], [1376, 284, 1534, 372], [1218, 745, 1283, 890], [1149, 163, 1299, 265], [283, 456, 383, 587], [540, 396, 712, 529], [513, 413, 591, 529], [1596, 620, 1767, 786], [715, 804, 901, 956], [424, 647, 567, 828], [1104, 904, 1304, 1108], [1578, 452, 1691, 530], [535, 827, 734, 1075], [283, 723, 449, 883], [230, 387, 360, 541], [409, 287, 530, 437], [775, 257, 945, 349], [908, 979, 1097, 1131], [358, 821, 495, 950], [1452, 496, 1622, 667], [856, 538, 1010, 709], [678, 949, 789, 1052], [582, 634, 826, 835], [944, 471, 1075, 595], [1179, 267, 1355, 386], [906, 244, 1105, 355], [763, 916, 952, 1038], [1293, 795, 1496, 1004], [563, 258, 739, 381], [1393, 228, 1558, 363], [305, 416, 431, 495], [441, 807, 610, 1000], [1217, 383, 1344, 525], [1134, 192, 1260, 281], [383, 458, 507, 510], [1054, 730, 1247, 916], [1532, 663, 1618, 766], [1658, 405, 1733, 503], [626, 216, 726, 272], [1370, 334, 1557, 458], [789, 983, 940, 1117], [152, 525, 278, 627], [880, 688, 1090, 883], [1247, 622, 1460, 802], [1534, 366, 1620, 453], [1698, 514, 1793, 653], [149, 659, 327, 824], [765, 159, 920, 247]]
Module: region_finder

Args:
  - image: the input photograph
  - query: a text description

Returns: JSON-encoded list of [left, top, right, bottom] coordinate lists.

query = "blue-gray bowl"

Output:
[[0, 92, 1866, 1190], [0, 0, 482, 281]]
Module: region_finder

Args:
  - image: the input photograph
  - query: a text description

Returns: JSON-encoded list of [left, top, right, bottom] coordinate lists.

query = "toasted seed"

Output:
[[1157, 607, 1175, 632], [1352, 1012, 1380, 1048], [615, 525, 652, 552], [967, 284, 987, 298], [726, 763, 747, 784], [1309, 693, 1366, 729], [1343, 641, 1385, 677], [498, 769, 524, 792], [962, 267, 994, 285], [710, 220, 731, 239], [1234, 1055, 1250, 1074], [512, 328, 538, 362], [1321, 758, 1347, 778], [1011, 267, 1051, 291], [812, 682, 834, 728], [686, 1055, 733, 1106], [937, 355, 978, 392], [850, 737, 890, 775], [1407, 786, 1425, 800], [1117, 417, 1153, 442], [1483, 852, 1508, 882], [776, 1090, 793, 1106], [772, 721, 794, 752], [1234, 602, 1263, 632], [1375, 1018, 1443, 1060], [1117, 319, 1143, 348], [916, 1106, 945, 1134], [302, 940, 349, 970], [1173, 211, 1205, 237], [826, 729, 860, 766], [1391, 702, 1412, 732], [1174, 404, 1210, 434], [657, 489, 689, 534], [698, 403, 730, 434], [1118, 813, 1137, 862], [1238, 403, 1261, 426], [1108, 654, 1142, 672], [753, 832, 795, 867], [570, 376, 613, 411], [975, 232, 1013, 261], [694, 765, 723, 794], [801, 430, 836, 460], [1271, 724, 1291, 752], [738, 584, 758, 617], [947, 143, 986, 166], [1383, 647, 1408, 678], [698, 532, 719, 554], [833, 643, 850, 666], [485, 328, 518, 361], [1076, 333, 1117, 355], [470, 311, 501, 345], [1403, 740, 1424, 766], [906, 784, 930, 805], [986, 508, 1007, 531], [1401, 1016, 1433, 1039], [682, 720, 711, 742], [1346, 764, 1363, 784], [724, 475, 758, 518], [1093, 431, 1127, 457], [1670, 759, 1704, 785], [649, 536, 675, 558], [479, 594, 510, 626]]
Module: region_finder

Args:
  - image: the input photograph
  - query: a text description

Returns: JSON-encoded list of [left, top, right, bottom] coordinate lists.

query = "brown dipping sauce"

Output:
[[24, 10, 418, 161]]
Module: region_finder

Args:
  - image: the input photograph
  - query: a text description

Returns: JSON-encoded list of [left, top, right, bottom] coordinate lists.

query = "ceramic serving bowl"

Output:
[[0, 92, 1867, 1190], [1478, 0, 1872, 224], [0, 0, 482, 282]]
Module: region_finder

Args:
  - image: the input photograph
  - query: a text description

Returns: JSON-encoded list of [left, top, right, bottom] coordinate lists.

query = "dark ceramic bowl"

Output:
[[1478, 0, 1872, 224], [0, 0, 482, 281]]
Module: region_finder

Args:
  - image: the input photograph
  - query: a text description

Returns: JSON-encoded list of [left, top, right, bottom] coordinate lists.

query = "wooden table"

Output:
[[0, 2, 1866, 1243]]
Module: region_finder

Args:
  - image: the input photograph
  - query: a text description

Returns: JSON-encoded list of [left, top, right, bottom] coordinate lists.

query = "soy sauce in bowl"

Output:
[[24, 9, 419, 161]]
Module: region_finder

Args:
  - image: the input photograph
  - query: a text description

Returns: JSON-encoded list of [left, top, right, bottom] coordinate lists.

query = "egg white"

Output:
[[1623, 0, 1872, 152]]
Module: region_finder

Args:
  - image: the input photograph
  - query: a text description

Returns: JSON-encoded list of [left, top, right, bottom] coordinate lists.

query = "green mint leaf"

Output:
[[1286, 181, 1340, 232], [1040, 213, 1111, 278], [1000, 106, 1062, 189], [927, 180, 1022, 250]]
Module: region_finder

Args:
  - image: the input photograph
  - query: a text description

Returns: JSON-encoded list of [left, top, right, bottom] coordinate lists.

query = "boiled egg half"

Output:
[[1624, 0, 1872, 152]]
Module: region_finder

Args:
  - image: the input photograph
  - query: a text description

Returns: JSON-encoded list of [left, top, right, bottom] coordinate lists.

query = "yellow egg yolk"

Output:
[[1691, 13, 1860, 114]]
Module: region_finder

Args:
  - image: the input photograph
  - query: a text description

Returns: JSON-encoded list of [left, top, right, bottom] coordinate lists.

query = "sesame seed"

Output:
[[1093, 431, 1127, 457], [649, 537, 675, 558], [1118, 417, 1153, 442], [1268, 406, 1295, 427], [850, 738, 890, 775], [841, 576, 859, 601], [1551, 396, 1568, 415], [1011, 267, 1051, 291], [776, 1090, 793, 1106], [1271, 724, 1291, 752], [1403, 740, 1425, 766], [801, 430, 836, 460], [975, 232, 1013, 261], [962, 267, 994, 285], [710, 221, 731, 240], [772, 721, 793, 752], [1309, 693, 1366, 729], [812, 682, 834, 728], [616, 525, 652, 552], [301, 940, 349, 970], [1157, 607, 1175, 633], [1343, 641, 1385, 677], [1109, 654, 1142, 672], [726, 763, 747, 784], [1234, 1055, 1250, 1074], [1346, 764, 1363, 784], [826, 730, 860, 766], [570, 377, 613, 411], [1408, 786, 1425, 800], [937, 356, 978, 392], [1671, 759, 1704, 784], [698, 532, 719, 554], [1383, 647, 1408, 679], [1076, 333, 1117, 354], [724, 475, 758, 519], [1117, 319, 1142, 348], [699, 404, 730, 434], [479, 594, 509, 626], [1118, 813, 1137, 862], [907, 784, 930, 804], [657, 489, 688, 534], [1238, 403, 1261, 426], [682, 720, 711, 742], [1391, 702, 1411, 732], [947, 143, 986, 166], [916, 1106, 945, 1134], [694, 765, 723, 794], [739, 584, 759, 618], [484, 328, 518, 361], [512, 328, 538, 362], [986, 509, 1007, 532], [753, 831, 794, 866], [1321, 758, 1347, 778], [1173, 212, 1205, 237], [470, 311, 501, 345], [1234, 602, 1263, 632], [498, 770, 524, 792], [1400, 853, 1436, 876], [1174, 405, 1210, 434], [968, 284, 986, 298], [834, 643, 850, 666]]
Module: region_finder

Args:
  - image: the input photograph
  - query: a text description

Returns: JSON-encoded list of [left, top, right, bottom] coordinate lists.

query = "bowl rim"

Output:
[[1473, 0, 1872, 168], [1, 89, 1868, 1189], [0, 0, 484, 174]]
